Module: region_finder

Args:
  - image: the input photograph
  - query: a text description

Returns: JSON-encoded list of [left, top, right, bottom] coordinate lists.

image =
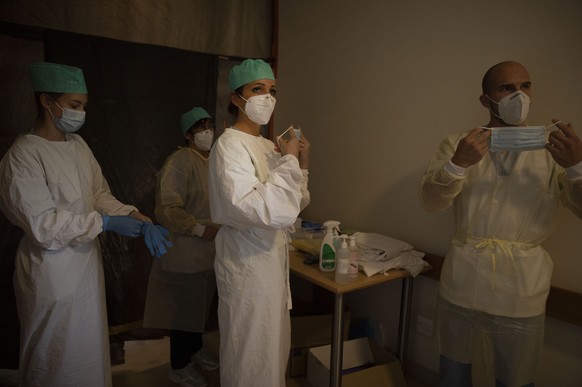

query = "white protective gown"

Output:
[[143, 147, 216, 332], [208, 128, 310, 387], [419, 129, 582, 317], [0, 133, 137, 387]]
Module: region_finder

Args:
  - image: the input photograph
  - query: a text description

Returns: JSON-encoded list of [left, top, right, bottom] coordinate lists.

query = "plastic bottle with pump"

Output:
[[348, 236, 360, 280], [319, 220, 340, 272], [335, 235, 351, 284]]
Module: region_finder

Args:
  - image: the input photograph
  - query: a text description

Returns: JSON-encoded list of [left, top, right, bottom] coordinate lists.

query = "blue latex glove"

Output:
[[102, 215, 144, 237], [142, 223, 172, 257]]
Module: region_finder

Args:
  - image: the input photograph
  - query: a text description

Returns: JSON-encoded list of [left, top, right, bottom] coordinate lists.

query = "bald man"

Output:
[[419, 61, 582, 387]]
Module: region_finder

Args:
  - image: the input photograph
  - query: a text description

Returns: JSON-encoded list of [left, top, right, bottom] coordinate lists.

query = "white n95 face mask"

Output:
[[194, 129, 214, 151], [239, 93, 276, 125], [49, 100, 86, 133], [489, 126, 546, 152], [487, 91, 530, 125]]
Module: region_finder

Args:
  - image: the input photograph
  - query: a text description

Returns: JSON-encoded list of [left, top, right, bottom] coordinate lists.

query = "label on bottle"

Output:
[[321, 244, 335, 270], [336, 259, 350, 275], [348, 251, 359, 277]]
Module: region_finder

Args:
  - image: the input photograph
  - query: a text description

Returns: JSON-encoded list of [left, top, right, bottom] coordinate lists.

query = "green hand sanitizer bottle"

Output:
[[319, 220, 340, 272]]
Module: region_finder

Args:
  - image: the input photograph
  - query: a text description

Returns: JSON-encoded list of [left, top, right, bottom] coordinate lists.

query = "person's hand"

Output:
[[102, 215, 144, 237], [142, 223, 172, 257], [546, 119, 582, 168], [298, 133, 311, 169], [451, 127, 491, 168], [129, 210, 152, 223], [201, 224, 220, 241], [276, 128, 300, 158]]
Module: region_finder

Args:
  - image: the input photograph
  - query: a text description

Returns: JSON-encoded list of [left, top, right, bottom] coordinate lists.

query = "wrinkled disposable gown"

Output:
[[420, 129, 582, 317], [208, 128, 310, 387], [0, 133, 137, 387], [143, 147, 216, 332]]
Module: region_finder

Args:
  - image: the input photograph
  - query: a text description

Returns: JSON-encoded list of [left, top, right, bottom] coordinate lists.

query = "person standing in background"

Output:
[[0, 62, 170, 387], [143, 107, 220, 387], [419, 60, 582, 387], [208, 59, 311, 387]]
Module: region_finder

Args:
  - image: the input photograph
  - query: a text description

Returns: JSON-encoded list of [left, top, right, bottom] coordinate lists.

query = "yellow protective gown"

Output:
[[143, 147, 216, 332], [0, 133, 138, 387], [420, 129, 582, 318], [208, 128, 310, 387]]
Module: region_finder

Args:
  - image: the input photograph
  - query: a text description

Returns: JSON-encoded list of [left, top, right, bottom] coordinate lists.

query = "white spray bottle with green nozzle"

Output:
[[319, 220, 341, 272]]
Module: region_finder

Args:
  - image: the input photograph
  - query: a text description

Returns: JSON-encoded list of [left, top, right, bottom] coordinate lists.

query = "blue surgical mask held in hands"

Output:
[[49, 98, 86, 132], [141, 222, 172, 257], [101, 215, 144, 237], [485, 121, 562, 152], [486, 91, 530, 125]]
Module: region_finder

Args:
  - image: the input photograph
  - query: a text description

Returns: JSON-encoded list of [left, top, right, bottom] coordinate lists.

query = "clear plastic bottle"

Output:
[[348, 236, 360, 280], [335, 235, 351, 284], [319, 220, 340, 272]]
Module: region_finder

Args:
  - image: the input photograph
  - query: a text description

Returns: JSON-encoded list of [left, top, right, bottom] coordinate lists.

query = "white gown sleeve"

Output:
[[209, 135, 305, 230], [0, 137, 134, 250], [299, 169, 310, 211]]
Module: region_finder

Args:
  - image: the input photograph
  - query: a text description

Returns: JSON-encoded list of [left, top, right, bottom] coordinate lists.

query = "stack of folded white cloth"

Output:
[[352, 232, 429, 277]]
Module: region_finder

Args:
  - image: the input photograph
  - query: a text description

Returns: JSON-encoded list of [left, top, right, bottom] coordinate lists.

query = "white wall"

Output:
[[277, 1, 582, 385]]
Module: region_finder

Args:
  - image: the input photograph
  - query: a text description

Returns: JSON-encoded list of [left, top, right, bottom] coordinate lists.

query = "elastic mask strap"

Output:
[[49, 97, 64, 112], [277, 126, 293, 144], [45, 96, 62, 119], [236, 93, 248, 116], [545, 120, 562, 130], [237, 93, 249, 103], [485, 95, 504, 121]]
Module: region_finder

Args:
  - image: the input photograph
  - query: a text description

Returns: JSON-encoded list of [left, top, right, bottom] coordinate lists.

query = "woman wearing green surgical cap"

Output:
[[208, 59, 311, 387], [0, 62, 170, 387], [143, 107, 220, 387]]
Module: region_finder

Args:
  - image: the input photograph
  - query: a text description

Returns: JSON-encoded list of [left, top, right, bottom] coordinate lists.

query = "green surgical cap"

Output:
[[180, 107, 211, 134], [29, 62, 88, 94], [228, 59, 275, 91]]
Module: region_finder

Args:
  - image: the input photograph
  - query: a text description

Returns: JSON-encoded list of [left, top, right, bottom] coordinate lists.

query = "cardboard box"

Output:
[[307, 337, 407, 387], [287, 312, 351, 378]]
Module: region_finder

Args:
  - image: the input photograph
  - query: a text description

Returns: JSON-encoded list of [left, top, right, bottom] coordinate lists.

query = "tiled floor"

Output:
[[0, 332, 430, 386]]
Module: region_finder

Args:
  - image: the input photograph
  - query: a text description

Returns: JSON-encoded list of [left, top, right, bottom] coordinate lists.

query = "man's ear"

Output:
[[479, 94, 490, 108]]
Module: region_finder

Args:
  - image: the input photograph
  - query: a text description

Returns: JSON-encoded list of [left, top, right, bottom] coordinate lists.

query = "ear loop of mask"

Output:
[[277, 126, 293, 144], [485, 92, 530, 124], [485, 95, 504, 122], [46, 97, 61, 120], [276, 126, 301, 145], [479, 121, 562, 131], [235, 93, 247, 116]]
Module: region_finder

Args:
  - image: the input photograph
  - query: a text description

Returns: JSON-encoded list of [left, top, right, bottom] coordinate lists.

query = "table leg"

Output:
[[330, 292, 344, 387], [397, 276, 414, 371]]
